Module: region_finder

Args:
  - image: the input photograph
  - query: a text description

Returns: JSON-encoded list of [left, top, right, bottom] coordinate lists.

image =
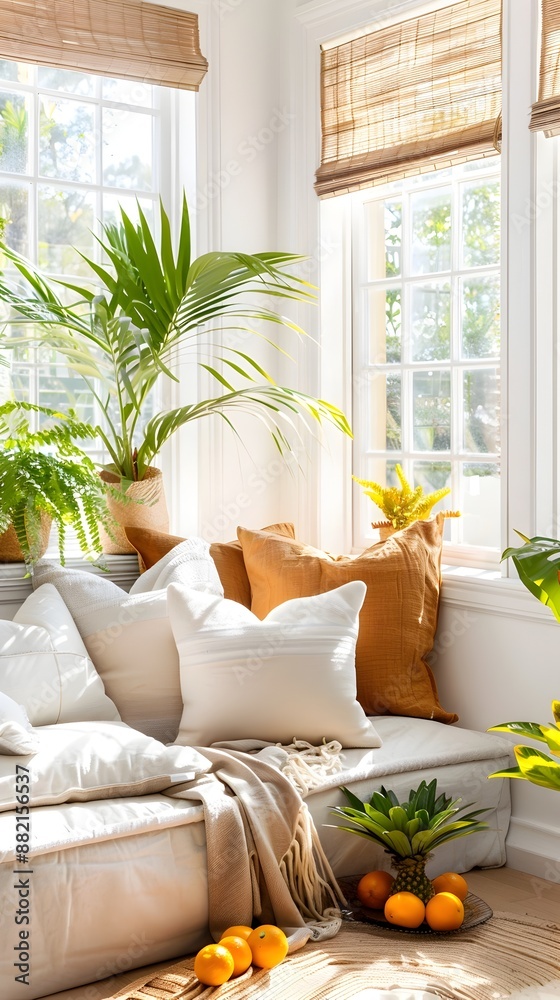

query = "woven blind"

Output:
[[0, 0, 208, 91], [315, 0, 502, 198], [530, 0, 560, 135]]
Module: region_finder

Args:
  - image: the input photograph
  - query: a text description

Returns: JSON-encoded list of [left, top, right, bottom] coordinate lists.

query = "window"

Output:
[[350, 159, 501, 556], [0, 58, 193, 465]]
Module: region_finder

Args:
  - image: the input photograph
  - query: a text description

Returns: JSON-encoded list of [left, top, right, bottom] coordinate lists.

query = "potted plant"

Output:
[[0, 400, 112, 568], [0, 196, 351, 550], [353, 464, 460, 538], [486, 533, 560, 792]]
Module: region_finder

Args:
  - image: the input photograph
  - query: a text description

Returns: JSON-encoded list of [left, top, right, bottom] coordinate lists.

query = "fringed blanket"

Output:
[[164, 745, 344, 951]]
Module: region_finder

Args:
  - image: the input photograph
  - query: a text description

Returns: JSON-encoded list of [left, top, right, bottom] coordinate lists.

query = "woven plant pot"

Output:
[[372, 520, 396, 541], [0, 514, 52, 563], [99, 466, 170, 555]]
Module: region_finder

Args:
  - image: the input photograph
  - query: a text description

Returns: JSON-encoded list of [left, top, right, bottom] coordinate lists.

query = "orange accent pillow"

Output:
[[237, 516, 457, 724], [124, 523, 296, 608]]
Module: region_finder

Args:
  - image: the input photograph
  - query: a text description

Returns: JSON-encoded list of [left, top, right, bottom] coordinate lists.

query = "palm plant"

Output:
[[0, 400, 112, 566], [330, 778, 488, 902], [353, 464, 459, 532], [0, 196, 351, 486]]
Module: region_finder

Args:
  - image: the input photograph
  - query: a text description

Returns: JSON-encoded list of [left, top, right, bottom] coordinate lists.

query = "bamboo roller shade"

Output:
[[315, 0, 502, 198], [531, 0, 560, 135], [0, 0, 208, 91]]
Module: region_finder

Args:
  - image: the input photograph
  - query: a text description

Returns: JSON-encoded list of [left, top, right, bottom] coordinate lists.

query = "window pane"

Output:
[[364, 372, 401, 450], [39, 96, 95, 183], [411, 282, 451, 362], [102, 193, 155, 229], [38, 367, 95, 422], [460, 462, 500, 547], [366, 199, 402, 280], [102, 108, 153, 190], [461, 275, 500, 359], [0, 182, 29, 255], [0, 91, 29, 173], [38, 186, 95, 276], [38, 67, 95, 97], [412, 460, 452, 537], [413, 369, 451, 451], [0, 62, 31, 84], [463, 368, 500, 453], [368, 287, 401, 364], [461, 180, 500, 267], [10, 366, 30, 400], [410, 189, 452, 274], [102, 78, 153, 107]]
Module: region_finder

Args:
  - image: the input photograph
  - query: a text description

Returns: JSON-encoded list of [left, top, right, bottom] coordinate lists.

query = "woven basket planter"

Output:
[[99, 466, 170, 555], [0, 514, 52, 563]]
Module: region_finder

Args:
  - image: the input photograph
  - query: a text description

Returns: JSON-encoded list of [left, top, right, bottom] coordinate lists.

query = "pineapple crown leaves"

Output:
[[352, 465, 456, 531], [328, 778, 488, 858]]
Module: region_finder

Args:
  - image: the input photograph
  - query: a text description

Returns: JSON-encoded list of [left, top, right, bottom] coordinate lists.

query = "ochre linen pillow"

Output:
[[237, 516, 458, 725], [125, 522, 296, 607]]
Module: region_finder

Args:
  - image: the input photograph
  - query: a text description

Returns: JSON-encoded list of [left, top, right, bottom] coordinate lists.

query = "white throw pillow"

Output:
[[32, 540, 224, 743], [168, 580, 383, 749], [0, 585, 120, 726], [0, 693, 40, 756], [0, 721, 210, 812]]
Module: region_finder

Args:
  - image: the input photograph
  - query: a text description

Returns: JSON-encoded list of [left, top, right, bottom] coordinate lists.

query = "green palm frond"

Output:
[[0, 195, 351, 483]]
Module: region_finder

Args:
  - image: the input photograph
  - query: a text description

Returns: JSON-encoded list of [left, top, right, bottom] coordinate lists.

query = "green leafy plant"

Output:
[[0, 400, 112, 566], [353, 464, 459, 531], [487, 534, 560, 792], [329, 778, 487, 902], [502, 531, 560, 621], [0, 196, 351, 486], [488, 701, 560, 792]]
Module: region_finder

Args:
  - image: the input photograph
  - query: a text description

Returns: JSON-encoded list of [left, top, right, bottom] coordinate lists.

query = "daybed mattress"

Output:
[[0, 718, 513, 1000]]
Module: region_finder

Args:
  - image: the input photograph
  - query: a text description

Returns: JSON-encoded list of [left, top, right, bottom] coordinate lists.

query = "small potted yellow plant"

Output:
[[353, 464, 460, 538]]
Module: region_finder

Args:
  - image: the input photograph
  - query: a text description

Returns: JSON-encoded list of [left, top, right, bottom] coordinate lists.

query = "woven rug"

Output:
[[106, 913, 560, 1000]]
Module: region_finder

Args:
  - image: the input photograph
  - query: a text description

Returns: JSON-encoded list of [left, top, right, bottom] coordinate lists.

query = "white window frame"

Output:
[[292, 0, 553, 588]]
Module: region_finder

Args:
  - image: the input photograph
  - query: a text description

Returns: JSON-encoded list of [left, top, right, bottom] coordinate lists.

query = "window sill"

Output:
[[440, 566, 557, 625], [0, 555, 139, 614]]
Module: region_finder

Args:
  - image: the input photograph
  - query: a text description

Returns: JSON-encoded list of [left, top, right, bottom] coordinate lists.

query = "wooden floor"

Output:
[[45, 867, 560, 1000], [466, 865, 560, 921]]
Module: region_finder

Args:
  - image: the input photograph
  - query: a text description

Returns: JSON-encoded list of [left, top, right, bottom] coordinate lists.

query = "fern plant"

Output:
[[0, 401, 111, 567], [0, 196, 351, 486], [353, 464, 460, 531]]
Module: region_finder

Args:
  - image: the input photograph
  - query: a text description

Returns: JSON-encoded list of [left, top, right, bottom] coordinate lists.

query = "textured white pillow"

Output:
[[32, 540, 224, 743], [0, 692, 40, 756], [169, 580, 383, 749], [0, 585, 120, 726], [0, 721, 210, 812]]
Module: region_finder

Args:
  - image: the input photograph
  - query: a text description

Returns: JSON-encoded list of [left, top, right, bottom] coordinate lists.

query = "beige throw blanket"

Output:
[[164, 746, 344, 951]]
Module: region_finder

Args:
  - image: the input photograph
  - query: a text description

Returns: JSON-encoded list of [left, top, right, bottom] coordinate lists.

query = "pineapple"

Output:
[[330, 778, 488, 903]]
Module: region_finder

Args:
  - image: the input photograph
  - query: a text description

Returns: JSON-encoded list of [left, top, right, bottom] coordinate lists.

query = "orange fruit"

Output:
[[247, 924, 289, 969], [425, 891, 465, 931], [220, 925, 253, 941], [356, 870, 395, 910], [431, 872, 468, 902], [219, 935, 253, 977], [193, 943, 234, 985], [384, 891, 425, 929]]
